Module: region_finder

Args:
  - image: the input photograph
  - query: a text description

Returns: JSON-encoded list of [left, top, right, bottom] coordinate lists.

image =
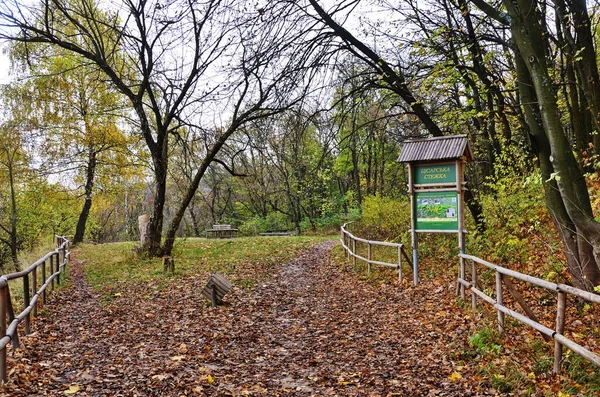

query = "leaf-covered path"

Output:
[[2, 241, 493, 396]]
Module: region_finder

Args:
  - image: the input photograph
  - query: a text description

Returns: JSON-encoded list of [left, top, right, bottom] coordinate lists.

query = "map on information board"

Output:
[[415, 191, 459, 231]]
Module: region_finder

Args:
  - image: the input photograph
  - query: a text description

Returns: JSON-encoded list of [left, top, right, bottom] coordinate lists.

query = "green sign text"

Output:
[[414, 163, 456, 185]]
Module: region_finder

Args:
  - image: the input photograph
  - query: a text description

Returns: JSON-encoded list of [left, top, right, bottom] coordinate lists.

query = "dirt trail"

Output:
[[1, 241, 491, 396]]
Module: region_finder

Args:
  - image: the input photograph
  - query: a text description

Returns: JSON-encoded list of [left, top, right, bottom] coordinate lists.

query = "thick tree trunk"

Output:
[[73, 147, 97, 244], [146, 157, 167, 256], [143, 136, 168, 257], [505, 0, 600, 289]]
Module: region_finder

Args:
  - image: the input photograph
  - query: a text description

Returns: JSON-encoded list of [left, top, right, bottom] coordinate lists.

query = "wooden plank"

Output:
[[461, 253, 558, 291], [201, 274, 231, 305], [471, 260, 477, 309], [554, 292, 567, 373], [201, 285, 219, 301], [201, 283, 227, 300], [496, 272, 504, 335], [204, 283, 228, 298], [23, 274, 30, 335], [503, 277, 551, 342], [5, 288, 19, 349], [212, 273, 232, 290], [0, 284, 6, 382]]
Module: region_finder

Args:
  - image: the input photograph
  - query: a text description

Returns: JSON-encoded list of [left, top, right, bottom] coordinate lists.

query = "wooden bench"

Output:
[[206, 224, 238, 239]]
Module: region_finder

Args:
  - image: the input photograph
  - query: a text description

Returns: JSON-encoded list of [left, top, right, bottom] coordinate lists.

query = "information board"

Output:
[[414, 163, 456, 185], [414, 191, 459, 231]]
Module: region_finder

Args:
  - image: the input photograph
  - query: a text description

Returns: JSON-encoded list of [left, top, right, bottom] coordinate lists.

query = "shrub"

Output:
[[358, 195, 411, 241]]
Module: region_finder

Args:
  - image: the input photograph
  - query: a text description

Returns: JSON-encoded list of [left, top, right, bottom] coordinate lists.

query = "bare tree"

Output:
[[0, 0, 335, 256]]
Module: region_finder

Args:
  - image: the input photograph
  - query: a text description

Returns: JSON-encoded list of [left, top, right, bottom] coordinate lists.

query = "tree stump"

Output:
[[138, 214, 150, 246], [163, 256, 175, 273]]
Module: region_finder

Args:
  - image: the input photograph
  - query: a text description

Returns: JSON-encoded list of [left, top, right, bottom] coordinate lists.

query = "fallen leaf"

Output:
[[207, 374, 215, 384], [171, 355, 185, 361], [64, 385, 80, 394], [448, 372, 462, 382]]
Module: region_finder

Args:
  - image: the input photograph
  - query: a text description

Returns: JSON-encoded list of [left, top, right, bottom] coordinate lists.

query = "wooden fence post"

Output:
[[352, 238, 356, 267], [471, 259, 477, 309], [50, 254, 55, 291], [345, 233, 349, 260], [63, 242, 69, 278], [554, 291, 567, 374], [23, 274, 30, 335], [42, 259, 47, 305], [32, 265, 38, 318], [57, 246, 62, 285], [64, 250, 69, 279], [367, 243, 372, 275], [459, 255, 465, 299], [496, 271, 504, 335], [344, 231, 349, 259], [0, 281, 6, 383], [397, 246, 402, 282], [5, 289, 19, 350]]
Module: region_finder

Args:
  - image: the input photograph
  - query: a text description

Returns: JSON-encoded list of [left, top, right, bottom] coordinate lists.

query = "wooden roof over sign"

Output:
[[397, 134, 472, 163]]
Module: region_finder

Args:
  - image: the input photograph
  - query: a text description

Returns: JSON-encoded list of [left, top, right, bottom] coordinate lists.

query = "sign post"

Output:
[[398, 135, 472, 285]]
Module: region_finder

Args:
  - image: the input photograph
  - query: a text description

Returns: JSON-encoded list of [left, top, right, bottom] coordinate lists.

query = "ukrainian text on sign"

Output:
[[414, 163, 456, 185]]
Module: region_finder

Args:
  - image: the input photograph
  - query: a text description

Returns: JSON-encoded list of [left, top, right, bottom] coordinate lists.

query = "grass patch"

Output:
[[78, 236, 335, 291]]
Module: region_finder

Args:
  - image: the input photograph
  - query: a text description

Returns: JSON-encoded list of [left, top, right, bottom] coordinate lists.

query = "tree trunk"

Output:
[[505, 0, 600, 289], [188, 205, 201, 237], [563, 0, 600, 152], [73, 146, 97, 244], [7, 154, 20, 271], [162, 121, 239, 256], [145, 148, 168, 257], [350, 106, 362, 207]]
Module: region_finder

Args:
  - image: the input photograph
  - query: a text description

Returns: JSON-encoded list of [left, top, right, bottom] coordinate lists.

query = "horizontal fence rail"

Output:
[[458, 253, 600, 374], [340, 223, 412, 283], [0, 236, 71, 382]]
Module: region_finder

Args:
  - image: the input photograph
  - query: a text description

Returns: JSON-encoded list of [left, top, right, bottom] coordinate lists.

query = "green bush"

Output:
[[238, 216, 268, 236], [238, 212, 293, 236], [358, 195, 411, 241], [470, 172, 563, 274]]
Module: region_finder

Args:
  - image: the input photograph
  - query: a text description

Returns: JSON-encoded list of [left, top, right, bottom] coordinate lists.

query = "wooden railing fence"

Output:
[[459, 253, 600, 374], [0, 236, 71, 382], [340, 223, 412, 282]]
